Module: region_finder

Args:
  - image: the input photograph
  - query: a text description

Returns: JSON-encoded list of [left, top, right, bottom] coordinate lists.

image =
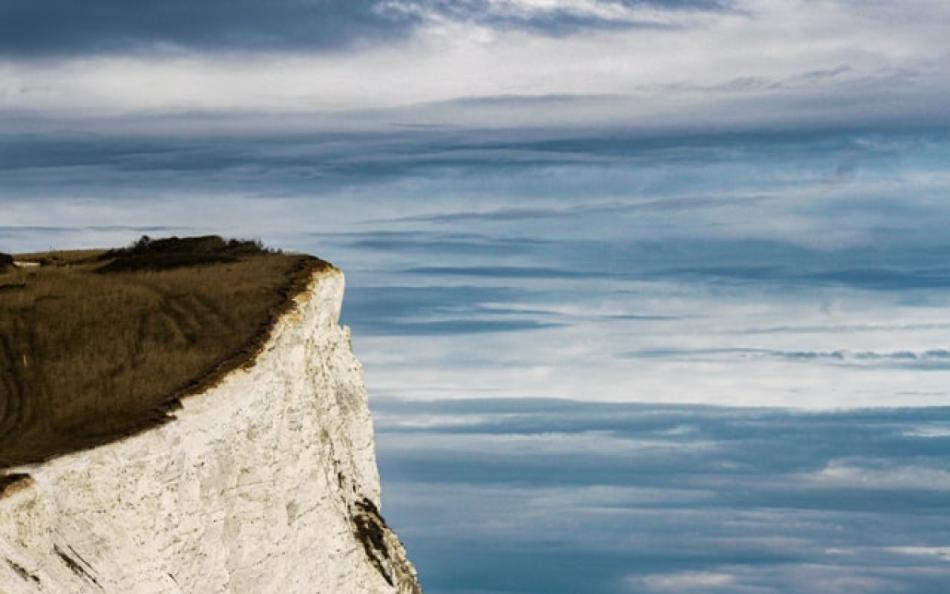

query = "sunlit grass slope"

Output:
[[0, 236, 329, 469]]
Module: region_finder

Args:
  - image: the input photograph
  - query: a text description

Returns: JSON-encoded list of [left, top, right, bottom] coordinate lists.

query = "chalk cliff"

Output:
[[0, 268, 421, 594]]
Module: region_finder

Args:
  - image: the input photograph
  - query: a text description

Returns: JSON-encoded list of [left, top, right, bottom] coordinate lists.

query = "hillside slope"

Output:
[[0, 238, 325, 468]]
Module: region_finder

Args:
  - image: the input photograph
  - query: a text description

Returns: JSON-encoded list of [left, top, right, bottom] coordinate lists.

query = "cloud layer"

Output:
[[375, 398, 950, 594], [4, 126, 950, 408], [2, 0, 949, 133]]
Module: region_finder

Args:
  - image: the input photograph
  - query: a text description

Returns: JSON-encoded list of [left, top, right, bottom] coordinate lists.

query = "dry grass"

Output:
[[0, 237, 329, 469]]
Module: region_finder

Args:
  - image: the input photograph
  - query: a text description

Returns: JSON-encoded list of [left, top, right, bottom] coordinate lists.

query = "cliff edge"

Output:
[[0, 267, 421, 594]]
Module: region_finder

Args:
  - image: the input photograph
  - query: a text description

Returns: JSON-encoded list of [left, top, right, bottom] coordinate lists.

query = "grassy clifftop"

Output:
[[0, 237, 330, 469]]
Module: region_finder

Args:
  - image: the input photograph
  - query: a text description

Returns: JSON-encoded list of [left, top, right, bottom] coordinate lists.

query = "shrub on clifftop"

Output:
[[97, 235, 274, 273]]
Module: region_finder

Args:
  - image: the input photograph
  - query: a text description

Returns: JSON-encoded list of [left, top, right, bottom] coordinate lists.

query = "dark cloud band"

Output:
[[0, 0, 414, 57], [0, 0, 731, 57]]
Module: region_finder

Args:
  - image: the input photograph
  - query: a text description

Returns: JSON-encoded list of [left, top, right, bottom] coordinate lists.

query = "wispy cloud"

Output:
[[623, 347, 950, 368], [803, 461, 950, 491], [379, 195, 761, 223], [887, 547, 950, 562], [635, 571, 736, 591]]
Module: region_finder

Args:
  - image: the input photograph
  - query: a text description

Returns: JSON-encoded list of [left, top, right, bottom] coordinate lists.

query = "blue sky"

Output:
[[3, 1, 950, 592]]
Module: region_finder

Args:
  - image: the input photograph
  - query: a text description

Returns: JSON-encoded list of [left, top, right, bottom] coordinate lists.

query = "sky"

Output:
[[375, 399, 950, 594], [2, 1, 950, 592]]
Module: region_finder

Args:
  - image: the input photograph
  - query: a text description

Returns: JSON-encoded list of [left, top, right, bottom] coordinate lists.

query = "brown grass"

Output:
[[0, 237, 330, 470]]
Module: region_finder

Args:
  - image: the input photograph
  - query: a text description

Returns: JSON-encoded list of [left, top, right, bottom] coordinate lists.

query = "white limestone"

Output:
[[0, 268, 421, 594]]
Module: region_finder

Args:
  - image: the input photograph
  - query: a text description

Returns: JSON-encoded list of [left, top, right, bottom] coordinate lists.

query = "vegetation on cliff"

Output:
[[0, 236, 330, 469]]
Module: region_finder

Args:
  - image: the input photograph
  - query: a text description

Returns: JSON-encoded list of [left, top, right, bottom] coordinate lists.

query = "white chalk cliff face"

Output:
[[0, 269, 421, 594]]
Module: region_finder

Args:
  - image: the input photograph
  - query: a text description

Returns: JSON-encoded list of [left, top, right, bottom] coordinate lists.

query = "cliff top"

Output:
[[0, 236, 331, 470]]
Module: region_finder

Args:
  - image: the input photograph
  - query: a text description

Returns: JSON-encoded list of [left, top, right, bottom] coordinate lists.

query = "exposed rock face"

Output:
[[0, 269, 421, 594]]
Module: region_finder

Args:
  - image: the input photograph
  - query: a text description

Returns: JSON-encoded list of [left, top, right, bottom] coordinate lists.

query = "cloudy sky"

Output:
[[3, 1, 950, 592]]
